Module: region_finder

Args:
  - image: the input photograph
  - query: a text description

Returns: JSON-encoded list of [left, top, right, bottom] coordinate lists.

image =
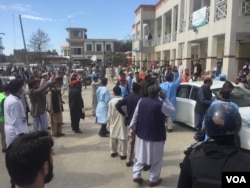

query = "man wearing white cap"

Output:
[[40, 72, 48, 86]]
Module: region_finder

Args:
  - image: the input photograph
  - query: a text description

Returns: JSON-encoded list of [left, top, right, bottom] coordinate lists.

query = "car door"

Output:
[[175, 84, 192, 124], [188, 86, 199, 128]]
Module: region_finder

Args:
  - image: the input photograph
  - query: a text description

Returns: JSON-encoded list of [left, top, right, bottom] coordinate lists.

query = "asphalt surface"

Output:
[[0, 81, 195, 188]]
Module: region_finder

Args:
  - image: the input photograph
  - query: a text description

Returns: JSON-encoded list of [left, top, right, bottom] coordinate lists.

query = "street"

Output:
[[0, 81, 195, 188]]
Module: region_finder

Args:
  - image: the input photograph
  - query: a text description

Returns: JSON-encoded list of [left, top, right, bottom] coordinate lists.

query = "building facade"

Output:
[[132, 0, 250, 79], [61, 27, 117, 65]]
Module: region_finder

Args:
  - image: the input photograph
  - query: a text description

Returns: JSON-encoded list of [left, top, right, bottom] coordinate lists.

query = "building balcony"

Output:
[[71, 54, 85, 59], [153, 37, 162, 46], [132, 32, 178, 52], [84, 51, 106, 56], [132, 40, 141, 52], [66, 38, 84, 42], [163, 34, 171, 44]]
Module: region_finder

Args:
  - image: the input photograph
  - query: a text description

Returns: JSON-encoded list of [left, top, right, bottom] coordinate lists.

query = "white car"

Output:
[[175, 80, 250, 151]]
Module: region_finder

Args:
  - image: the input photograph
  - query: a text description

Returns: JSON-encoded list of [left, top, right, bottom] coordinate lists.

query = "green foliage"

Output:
[[117, 40, 132, 52], [104, 53, 128, 66]]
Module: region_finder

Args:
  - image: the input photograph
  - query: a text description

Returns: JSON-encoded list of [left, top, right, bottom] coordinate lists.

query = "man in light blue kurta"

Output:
[[160, 73, 182, 132], [96, 78, 111, 137]]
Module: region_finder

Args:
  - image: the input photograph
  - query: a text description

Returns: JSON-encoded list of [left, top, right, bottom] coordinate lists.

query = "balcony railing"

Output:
[[140, 33, 176, 47], [179, 20, 186, 33], [172, 32, 177, 42], [206, 7, 210, 22], [163, 34, 171, 44], [241, 0, 250, 16], [156, 37, 162, 46], [215, 0, 227, 21], [142, 40, 151, 47]]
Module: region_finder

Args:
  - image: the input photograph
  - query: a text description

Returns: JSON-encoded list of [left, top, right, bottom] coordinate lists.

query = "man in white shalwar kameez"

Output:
[[129, 85, 175, 186], [107, 86, 127, 159]]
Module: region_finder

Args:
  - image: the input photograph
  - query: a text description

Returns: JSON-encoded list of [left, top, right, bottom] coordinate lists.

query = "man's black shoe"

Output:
[[120, 155, 127, 160], [58, 133, 65, 136], [133, 178, 143, 184], [126, 161, 134, 167], [111, 153, 118, 157], [99, 133, 109, 137], [167, 129, 173, 133], [74, 130, 83, 133]]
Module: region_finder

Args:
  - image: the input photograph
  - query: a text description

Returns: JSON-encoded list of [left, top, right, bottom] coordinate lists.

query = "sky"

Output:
[[0, 0, 158, 56]]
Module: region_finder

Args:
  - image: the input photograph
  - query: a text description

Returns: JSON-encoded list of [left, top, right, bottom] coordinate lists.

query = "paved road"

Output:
[[0, 81, 195, 188]]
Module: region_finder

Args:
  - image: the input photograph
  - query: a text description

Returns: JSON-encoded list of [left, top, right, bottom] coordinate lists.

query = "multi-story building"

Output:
[[132, 0, 250, 79], [61, 27, 117, 66]]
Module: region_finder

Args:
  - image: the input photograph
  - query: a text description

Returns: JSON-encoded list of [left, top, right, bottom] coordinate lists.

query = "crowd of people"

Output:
[[101, 61, 250, 187], [0, 64, 86, 187], [0, 59, 250, 187]]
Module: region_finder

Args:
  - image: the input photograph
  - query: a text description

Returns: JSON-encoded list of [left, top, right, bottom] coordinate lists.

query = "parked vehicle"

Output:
[[0, 76, 10, 86], [175, 80, 250, 151], [29, 63, 39, 72]]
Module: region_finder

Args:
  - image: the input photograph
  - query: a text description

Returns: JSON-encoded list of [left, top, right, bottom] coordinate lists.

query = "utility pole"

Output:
[[0, 33, 5, 55], [19, 15, 28, 65]]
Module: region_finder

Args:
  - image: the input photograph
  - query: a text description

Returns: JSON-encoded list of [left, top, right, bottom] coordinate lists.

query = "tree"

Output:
[[104, 53, 128, 66], [29, 28, 50, 52], [116, 40, 132, 52], [28, 28, 50, 64], [0, 54, 6, 63]]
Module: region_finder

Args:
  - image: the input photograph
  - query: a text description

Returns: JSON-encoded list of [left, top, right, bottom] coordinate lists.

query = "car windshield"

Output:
[[212, 87, 250, 107], [230, 87, 250, 107]]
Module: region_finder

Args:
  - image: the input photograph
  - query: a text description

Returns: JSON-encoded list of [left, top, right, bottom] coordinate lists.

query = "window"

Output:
[[72, 30, 81, 37], [86, 44, 92, 51], [241, 0, 250, 16], [230, 87, 250, 107], [96, 44, 102, 51], [106, 44, 111, 51], [190, 87, 199, 100], [177, 85, 191, 99], [72, 48, 81, 55]]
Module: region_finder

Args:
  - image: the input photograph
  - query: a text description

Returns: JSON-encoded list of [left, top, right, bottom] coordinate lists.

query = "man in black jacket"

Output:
[[69, 80, 84, 133], [116, 83, 141, 167], [47, 80, 64, 137], [194, 77, 213, 141]]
